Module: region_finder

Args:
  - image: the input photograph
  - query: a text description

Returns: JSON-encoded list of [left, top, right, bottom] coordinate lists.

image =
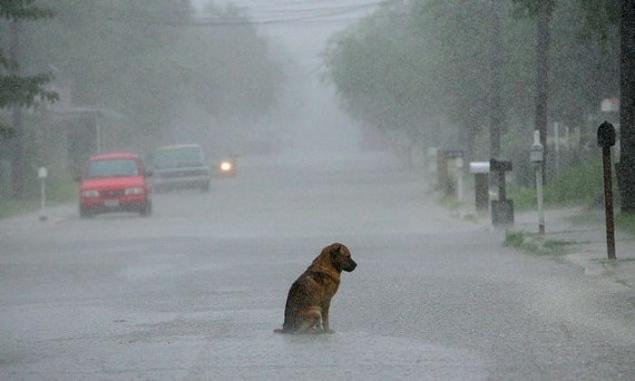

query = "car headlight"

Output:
[[124, 187, 145, 195], [220, 161, 232, 172], [81, 190, 99, 198]]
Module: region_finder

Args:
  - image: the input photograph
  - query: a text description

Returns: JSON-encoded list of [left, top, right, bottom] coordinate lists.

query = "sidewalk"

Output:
[[0, 203, 75, 229], [447, 191, 635, 289], [513, 207, 635, 289]]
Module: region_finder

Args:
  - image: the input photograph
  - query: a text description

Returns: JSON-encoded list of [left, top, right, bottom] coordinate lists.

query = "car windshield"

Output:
[[88, 159, 139, 178], [153, 147, 204, 169]]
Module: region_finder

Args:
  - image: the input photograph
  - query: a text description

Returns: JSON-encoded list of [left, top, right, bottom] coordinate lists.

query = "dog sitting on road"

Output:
[[274, 243, 357, 334]]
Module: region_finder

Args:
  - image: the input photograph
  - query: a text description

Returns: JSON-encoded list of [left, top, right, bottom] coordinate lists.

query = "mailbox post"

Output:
[[439, 149, 464, 198], [530, 131, 545, 234], [597, 121, 616, 260], [490, 158, 514, 226], [455, 157, 464, 202], [38, 167, 48, 222], [469, 161, 490, 213], [437, 150, 448, 194]]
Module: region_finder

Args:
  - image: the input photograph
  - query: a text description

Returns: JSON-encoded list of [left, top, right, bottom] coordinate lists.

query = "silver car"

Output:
[[152, 144, 210, 192]]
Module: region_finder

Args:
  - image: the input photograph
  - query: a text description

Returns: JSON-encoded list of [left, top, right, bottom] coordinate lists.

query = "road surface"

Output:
[[1, 152, 634, 380]]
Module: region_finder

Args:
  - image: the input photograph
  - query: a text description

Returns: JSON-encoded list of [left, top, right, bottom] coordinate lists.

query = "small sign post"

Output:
[[530, 131, 545, 234], [456, 157, 464, 202], [38, 167, 48, 222], [597, 122, 616, 260]]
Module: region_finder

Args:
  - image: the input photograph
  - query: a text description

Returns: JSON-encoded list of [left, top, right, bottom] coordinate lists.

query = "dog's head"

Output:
[[327, 243, 357, 272]]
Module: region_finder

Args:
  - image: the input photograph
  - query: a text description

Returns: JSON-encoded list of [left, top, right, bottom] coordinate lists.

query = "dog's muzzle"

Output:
[[344, 260, 357, 272]]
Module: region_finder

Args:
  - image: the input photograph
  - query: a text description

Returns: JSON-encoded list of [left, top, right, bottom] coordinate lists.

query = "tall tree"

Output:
[[21, 0, 282, 151], [578, 0, 635, 213], [619, 0, 635, 212], [0, 0, 57, 196], [513, 0, 555, 181], [489, 0, 504, 158], [535, 0, 553, 182]]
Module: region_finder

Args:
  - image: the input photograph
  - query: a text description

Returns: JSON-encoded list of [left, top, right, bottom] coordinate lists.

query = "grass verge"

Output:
[[504, 230, 577, 256], [616, 213, 635, 237], [509, 159, 605, 211], [439, 195, 464, 210], [0, 172, 75, 219]]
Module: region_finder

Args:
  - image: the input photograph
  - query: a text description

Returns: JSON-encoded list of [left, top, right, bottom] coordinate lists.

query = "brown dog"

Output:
[[274, 243, 357, 334]]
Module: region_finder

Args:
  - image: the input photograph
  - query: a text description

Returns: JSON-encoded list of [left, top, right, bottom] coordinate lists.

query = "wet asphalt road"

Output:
[[1, 152, 634, 380]]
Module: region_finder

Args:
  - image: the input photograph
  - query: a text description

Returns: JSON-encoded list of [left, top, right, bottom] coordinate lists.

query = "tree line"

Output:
[[325, 0, 635, 212], [1, 0, 283, 196]]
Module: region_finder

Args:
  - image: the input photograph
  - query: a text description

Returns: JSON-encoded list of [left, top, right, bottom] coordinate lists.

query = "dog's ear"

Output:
[[330, 243, 342, 257]]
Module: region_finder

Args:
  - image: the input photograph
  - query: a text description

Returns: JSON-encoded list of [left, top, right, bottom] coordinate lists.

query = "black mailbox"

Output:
[[490, 158, 512, 172], [597, 121, 616, 147], [490, 158, 514, 226], [443, 149, 464, 159]]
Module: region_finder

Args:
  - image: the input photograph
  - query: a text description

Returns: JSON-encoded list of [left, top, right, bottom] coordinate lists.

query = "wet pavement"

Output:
[[1, 152, 634, 380], [514, 207, 635, 292]]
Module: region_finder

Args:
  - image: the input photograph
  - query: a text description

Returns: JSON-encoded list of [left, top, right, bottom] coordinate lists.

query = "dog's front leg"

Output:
[[322, 302, 335, 334]]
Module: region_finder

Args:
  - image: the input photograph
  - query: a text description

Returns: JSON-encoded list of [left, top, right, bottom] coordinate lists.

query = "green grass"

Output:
[[439, 195, 464, 210], [509, 159, 605, 211], [616, 212, 635, 237], [0, 171, 75, 219], [564, 212, 603, 226], [504, 230, 525, 247], [508, 186, 537, 211], [0, 199, 40, 219], [595, 257, 635, 265], [504, 230, 577, 256]]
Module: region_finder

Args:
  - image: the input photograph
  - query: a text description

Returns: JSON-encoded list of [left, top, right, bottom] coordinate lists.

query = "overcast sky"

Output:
[[191, 0, 383, 153]]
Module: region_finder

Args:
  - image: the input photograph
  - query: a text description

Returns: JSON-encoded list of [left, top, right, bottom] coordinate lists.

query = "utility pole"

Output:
[[9, 19, 25, 197], [489, 0, 503, 159], [535, 1, 552, 184]]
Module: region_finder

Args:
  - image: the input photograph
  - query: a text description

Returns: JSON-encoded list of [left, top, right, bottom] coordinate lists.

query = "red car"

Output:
[[78, 152, 152, 217]]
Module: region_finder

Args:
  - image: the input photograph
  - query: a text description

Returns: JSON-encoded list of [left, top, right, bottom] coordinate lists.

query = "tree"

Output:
[[576, 0, 635, 213], [489, 0, 504, 159], [618, 0, 635, 212], [512, 0, 555, 182], [0, 0, 57, 196], [20, 0, 283, 152], [326, 0, 620, 185]]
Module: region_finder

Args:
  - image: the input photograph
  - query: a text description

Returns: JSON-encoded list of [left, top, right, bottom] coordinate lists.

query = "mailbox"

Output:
[[38, 167, 48, 179], [530, 130, 544, 163], [470, 161, 490, 212], [469, 162, 490, 174], [443, 149, 464, 159], [489, 158, 514, 226], [597, 121, 616, 148], [490, 158, 512, 172]]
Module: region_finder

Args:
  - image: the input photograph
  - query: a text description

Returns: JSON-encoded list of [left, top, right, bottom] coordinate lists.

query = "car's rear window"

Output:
[[153, 147, 204, 169], [88, 159, 139, 178]]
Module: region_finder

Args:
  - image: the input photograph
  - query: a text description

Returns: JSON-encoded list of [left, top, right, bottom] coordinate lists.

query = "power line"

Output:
[[92, 1, 398, 28]]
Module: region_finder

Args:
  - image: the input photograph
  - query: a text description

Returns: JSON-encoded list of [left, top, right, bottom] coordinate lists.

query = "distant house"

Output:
[[47, 105, 124, 175], [0, 79, 125, 194]]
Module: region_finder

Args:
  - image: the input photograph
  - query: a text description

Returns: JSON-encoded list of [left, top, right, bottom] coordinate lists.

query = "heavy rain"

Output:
[[1, 0, 635, 379]]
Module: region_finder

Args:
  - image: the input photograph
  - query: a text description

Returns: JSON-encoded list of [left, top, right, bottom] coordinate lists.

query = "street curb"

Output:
[[563, 253, 610, 277], [563, 253, 635, 289]]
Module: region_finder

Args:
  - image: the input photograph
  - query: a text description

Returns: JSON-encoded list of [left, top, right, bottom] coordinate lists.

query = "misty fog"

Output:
[[2, 0, 635, 380]]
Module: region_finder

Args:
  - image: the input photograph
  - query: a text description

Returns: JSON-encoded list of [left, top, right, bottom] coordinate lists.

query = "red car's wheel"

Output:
[[79, 205, 93, 218], [139, 201, 152, 216]]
